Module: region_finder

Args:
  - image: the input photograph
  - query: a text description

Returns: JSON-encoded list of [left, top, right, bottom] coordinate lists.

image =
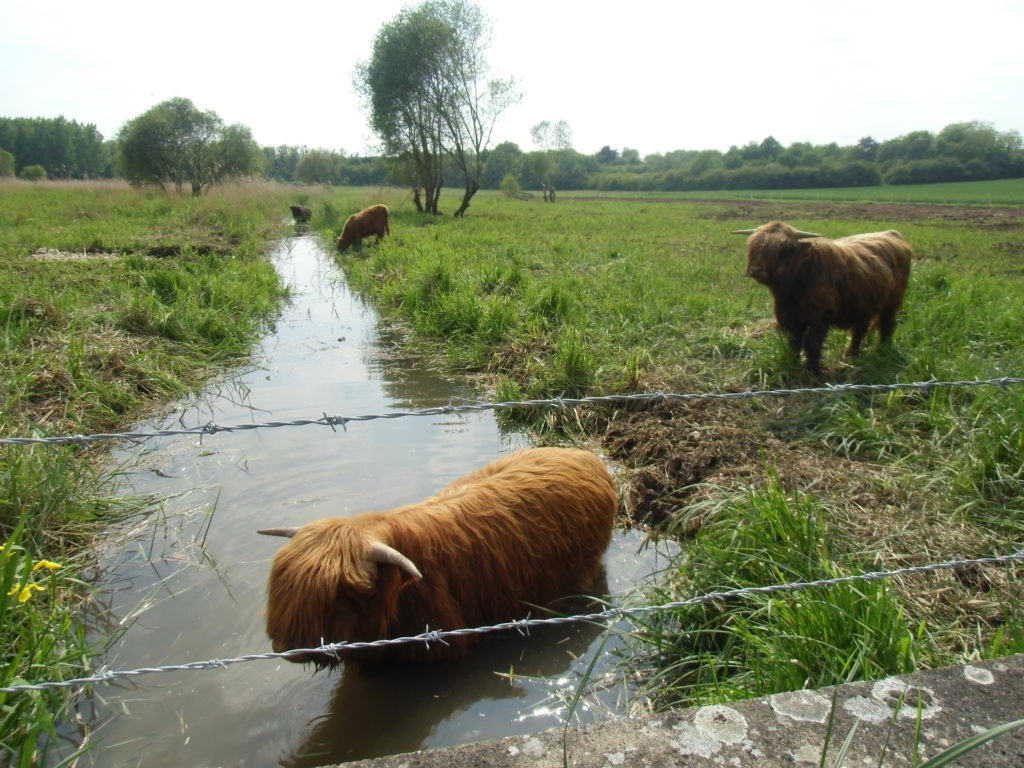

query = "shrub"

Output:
[[19, 165, 47, 181], [0, 149, 14, 177], [500, 173, 522, 198]]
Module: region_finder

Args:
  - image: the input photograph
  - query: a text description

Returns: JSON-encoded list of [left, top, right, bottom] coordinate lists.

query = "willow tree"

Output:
[[530, 119, 572, 201], [117, 98, 261, 195], [356, 0, 518, 216]]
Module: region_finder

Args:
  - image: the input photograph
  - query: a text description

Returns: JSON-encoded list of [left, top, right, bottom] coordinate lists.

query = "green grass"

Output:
[[3, 180, 1023, 755], [557, 177, 1024, 205], [323, 186, 1024, 711], [0, 179, 309, 764], [629, 470, 921, 707]]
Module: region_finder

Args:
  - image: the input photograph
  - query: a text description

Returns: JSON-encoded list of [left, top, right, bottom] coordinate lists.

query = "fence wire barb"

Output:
[[1, 377, 1021, 447], [2, 550, 1022, 695]]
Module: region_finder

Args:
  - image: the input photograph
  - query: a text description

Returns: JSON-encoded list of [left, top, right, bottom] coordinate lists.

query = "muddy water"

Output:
[[61, 236, 671, 767]]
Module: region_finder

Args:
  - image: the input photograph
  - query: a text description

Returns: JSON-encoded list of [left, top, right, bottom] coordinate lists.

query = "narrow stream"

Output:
[[59, 236, 671, 767]]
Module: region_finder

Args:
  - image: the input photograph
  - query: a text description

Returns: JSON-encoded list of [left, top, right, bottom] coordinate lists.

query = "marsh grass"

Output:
[[327, 188, 1024, 712], [3, 180, 1021, 755], [627, 471, 922, 707], [0, 180, 305, 763]]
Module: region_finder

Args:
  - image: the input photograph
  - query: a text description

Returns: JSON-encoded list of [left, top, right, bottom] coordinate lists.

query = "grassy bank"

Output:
[[0, 179, 310, 764], [321, 188, 1024, 709]]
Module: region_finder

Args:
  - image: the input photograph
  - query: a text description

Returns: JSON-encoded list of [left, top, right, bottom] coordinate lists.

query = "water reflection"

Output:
[[285, 589, 609, 767], [54, 236, 669, 768]]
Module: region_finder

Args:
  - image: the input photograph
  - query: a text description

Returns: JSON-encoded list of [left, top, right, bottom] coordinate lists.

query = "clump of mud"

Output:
[[591, 398, 890, 532]]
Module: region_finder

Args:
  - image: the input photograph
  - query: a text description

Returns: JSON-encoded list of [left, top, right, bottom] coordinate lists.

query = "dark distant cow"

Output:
[[337, 204, 390, 251], [290, 205, 312, 223], [734, 221, 914, 375], [259, 447, 619, 665]]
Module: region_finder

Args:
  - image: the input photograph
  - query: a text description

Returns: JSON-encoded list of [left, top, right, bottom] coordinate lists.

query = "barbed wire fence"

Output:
[[3, 550, 1022, 695], [1, 375, 1023, 696], [1, 376, 1021, 447]]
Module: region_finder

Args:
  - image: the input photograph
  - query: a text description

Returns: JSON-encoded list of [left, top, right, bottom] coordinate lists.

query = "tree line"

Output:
[[580, 123, 1024, 191], [4, 110, 1021, 196], [0, 117, 111, 180]]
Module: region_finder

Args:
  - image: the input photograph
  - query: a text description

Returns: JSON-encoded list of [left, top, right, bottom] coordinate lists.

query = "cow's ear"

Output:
[[374, 561, 421, 592], [795, 239, 815, 256], [397, 568, 421, 591]]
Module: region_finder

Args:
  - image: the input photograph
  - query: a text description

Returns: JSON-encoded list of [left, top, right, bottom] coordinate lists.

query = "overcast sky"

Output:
[[3, 0, 1022, 157]]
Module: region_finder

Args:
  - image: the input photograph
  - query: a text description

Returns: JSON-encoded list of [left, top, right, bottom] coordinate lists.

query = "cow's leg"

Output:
[[877, 306, 899, 344], [803, 323, 829, 376], [780, 324, 803, 359], [845, 321, 870, 358]]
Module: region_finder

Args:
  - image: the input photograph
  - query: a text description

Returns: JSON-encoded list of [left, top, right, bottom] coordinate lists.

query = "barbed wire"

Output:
[[1, 376, 1021, 447], [2, 549, 1022, 695]]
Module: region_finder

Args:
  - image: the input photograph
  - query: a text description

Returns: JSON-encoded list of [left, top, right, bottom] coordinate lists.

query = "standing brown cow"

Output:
[[290, 205, 312, 223], [337, 204, 390, 251], [734, 221, 913, 375]]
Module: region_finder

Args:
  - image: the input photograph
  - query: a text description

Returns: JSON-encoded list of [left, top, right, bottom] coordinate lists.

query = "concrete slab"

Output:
[[341, 654, 1024, 767]]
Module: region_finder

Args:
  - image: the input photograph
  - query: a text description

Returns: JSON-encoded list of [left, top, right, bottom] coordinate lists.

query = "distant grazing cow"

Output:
[[337, 204, 390, 251], [259, 447, 619, 665], [734, 221, 913, 375], [290, 205, 312, 223]]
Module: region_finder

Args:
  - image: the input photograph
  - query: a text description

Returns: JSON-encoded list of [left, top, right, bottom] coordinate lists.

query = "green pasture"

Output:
[[2, 179, 1023, 759], [321, 187, 1024, 708]]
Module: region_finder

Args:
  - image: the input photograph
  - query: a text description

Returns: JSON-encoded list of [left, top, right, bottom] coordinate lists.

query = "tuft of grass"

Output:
[[626, 469, 922, 708]]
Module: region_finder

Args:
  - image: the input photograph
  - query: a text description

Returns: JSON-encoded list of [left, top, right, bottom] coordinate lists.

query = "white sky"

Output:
[[2, 0, 1022, 158]]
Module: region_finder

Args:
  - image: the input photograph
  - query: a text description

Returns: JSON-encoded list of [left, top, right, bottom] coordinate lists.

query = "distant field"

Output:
[[555, 177, 1024, 205]]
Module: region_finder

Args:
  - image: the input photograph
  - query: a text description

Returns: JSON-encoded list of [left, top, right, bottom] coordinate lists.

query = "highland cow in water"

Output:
[[734, 220, 913, 375], [259, 447, 618, 665], [290, 205, 312, 223]]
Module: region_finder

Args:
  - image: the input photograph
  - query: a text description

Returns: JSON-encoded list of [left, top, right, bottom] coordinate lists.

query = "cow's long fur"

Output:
[[264, 447, 619, 664], [742, 221, 913, 375], [337, 204, 390, 251], [290, 205, 312, 223]]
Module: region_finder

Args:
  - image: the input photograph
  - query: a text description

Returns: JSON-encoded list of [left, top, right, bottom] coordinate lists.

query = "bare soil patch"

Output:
[[586, 398, 893, 531]]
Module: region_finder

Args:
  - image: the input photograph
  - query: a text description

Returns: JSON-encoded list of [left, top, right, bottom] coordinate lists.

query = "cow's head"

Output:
[[733, 221, 822, 285], [260, 519, 421, 664]]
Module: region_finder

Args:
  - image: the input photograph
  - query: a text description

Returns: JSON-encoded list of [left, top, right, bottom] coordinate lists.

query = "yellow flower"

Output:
[[8, 583, 47, 603], [32, 559, 63, 571]]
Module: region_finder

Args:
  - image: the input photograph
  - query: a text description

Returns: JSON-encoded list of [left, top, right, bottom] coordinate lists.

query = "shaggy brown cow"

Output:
[[259, 447, 618, 665], [290, 205, 312, 223], [337, 204, 390, 251], [734, 221, 913, 375]]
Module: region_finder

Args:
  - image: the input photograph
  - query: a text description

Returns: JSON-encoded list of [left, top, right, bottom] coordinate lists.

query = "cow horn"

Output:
[[792, 229, 823, 239], [257, 527, 301, 538], [367, 540, 423, 580], [731, 228, 756, 235]]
